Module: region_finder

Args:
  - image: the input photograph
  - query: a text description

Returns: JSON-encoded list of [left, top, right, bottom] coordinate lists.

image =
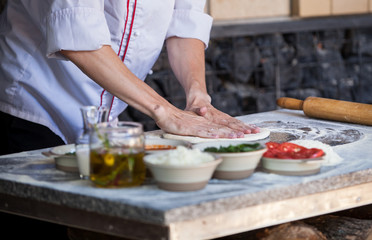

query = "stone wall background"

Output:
[[120, 27, 372, 131]]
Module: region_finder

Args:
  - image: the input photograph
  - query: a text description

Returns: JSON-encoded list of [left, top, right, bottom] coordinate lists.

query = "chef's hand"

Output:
[[155, 106, 250, 139], [185, 93, 260, 136]]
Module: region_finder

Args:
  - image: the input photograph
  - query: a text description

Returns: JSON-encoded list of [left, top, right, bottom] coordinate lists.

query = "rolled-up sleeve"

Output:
[[46, 7, 111, 58], [166, 0, 213, 48]]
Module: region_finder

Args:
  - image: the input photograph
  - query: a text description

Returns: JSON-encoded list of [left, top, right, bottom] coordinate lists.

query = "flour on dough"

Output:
[[162, 128, 270, 144]]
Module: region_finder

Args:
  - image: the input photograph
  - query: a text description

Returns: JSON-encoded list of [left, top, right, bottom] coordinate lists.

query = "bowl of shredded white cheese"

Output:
[[144, 146, 222, 191]]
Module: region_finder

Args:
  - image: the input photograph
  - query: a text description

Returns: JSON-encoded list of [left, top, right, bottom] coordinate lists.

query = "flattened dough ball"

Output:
[[162, 128, 270, 144]]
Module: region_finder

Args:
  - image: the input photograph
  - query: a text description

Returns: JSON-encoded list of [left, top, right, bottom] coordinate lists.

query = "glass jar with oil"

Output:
[[89, 122, 145, 188]]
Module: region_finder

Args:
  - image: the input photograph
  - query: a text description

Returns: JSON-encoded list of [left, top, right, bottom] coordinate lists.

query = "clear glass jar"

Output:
[[89, 121, 146, 188], [76, 106, 109, 145], [76, 106, 109, 180]]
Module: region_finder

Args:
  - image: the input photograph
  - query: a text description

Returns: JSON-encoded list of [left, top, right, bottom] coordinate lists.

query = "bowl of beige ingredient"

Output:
[[144, 146, 222, 191]]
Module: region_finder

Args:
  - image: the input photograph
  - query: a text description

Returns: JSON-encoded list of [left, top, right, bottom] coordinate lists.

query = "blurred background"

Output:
[[120, 0, 372, 131]]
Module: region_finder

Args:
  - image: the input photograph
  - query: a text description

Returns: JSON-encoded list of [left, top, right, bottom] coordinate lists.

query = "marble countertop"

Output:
[[1, 110, 372, 239]]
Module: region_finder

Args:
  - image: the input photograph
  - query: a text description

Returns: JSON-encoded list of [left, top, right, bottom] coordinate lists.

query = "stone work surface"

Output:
[[1, 110, 372, 239]]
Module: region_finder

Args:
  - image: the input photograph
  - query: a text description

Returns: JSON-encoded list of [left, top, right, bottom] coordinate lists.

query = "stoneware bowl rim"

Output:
[[261, 155, 325, 163], [144, 154, 222, 169], [192, 141, 267, 157]]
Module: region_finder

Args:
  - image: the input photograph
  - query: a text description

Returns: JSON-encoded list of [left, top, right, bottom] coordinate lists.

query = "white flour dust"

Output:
[[256, 120, 364, 146]]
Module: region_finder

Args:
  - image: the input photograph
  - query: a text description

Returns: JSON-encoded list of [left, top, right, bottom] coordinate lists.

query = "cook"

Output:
[[0, 0, 260, 155]]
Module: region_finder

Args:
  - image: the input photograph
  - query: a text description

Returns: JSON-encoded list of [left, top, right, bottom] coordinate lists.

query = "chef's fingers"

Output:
[[188, 105, 260, 134], [156, 111, 246, 139], [187, 120, 248, 139], [190, 110, 248, 136], [218, 119, 261, 134], [171, 122, 246, 139], [196, 107, 260, 134], [197, 125, 246, 139]]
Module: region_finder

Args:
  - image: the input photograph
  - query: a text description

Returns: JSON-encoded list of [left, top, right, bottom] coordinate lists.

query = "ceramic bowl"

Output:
[[51, 144, 79, 173], [193, 141, 267, 180], [261, 156, 325, 176], [50, 144, 76, 155], [145, 138, 191, 154], [144, 152, 222, 191]]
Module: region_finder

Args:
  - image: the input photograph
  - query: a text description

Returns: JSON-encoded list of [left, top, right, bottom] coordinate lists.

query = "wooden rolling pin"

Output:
[[277, 97, 372, 126]]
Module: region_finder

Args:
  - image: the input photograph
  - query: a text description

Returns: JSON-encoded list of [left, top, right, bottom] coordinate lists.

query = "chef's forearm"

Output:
[[60, 45, 174, 122], [166, 37, 211, 106]]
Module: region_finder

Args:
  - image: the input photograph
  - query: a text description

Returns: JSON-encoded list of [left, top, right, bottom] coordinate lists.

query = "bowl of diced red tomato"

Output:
[[261, 142, 325, 176]]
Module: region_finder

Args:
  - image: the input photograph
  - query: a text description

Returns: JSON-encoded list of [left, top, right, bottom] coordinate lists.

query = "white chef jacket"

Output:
[[0, 0, 213, 143]]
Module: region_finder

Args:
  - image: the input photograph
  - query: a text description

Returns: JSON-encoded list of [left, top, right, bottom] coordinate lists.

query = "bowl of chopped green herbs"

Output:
[[193, 141, 267, 180]]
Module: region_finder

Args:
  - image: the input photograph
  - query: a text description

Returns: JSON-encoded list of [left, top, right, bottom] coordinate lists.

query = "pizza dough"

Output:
[[162, 128, 270, 144]]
